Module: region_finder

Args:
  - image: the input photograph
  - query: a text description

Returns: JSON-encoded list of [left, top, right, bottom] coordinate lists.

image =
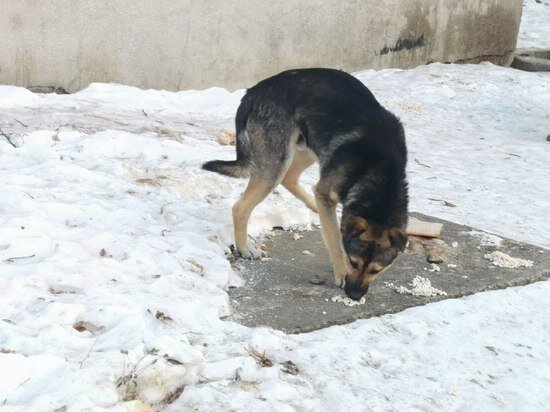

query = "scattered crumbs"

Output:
[[331, 295, 366, 306], [429, 263, 440, 272], [452, 241, 459, 248], [447, 263, 457, 268], [261, 257, 271, 262], [491, 393, 505, 404], [448, 388, 460, 396], [259, 244, 269, 258], [302, 250, 313, 255], [395, 100, 424, 113], [483, 251, 533, 268], [293, 233, 304, 240], [385, 275, 447, 297]]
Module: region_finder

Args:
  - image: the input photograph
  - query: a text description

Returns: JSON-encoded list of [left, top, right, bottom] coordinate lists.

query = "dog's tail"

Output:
[[202, 129, 251, 178], [202, 158, 249, 178]]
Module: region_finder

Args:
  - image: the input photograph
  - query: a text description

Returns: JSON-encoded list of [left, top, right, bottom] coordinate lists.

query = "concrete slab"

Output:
[[512, 48, 550, 72], [226, 213, 549, 333]]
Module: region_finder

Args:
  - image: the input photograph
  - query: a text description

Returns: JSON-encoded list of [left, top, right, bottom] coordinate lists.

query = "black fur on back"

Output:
[[202, 68, 408, 228]]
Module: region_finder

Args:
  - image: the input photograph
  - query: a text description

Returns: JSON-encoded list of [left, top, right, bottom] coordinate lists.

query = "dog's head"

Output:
[[341, 216, 407, 300]]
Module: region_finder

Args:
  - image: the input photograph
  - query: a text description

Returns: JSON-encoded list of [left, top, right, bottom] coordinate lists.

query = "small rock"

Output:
[[431, 262, 445, 273], [427, 254, 444, 264], [546, 133, 550, 141], [302, 250, 313, 255], [309, 275, 326, 285], [293, 233, 304, 240]]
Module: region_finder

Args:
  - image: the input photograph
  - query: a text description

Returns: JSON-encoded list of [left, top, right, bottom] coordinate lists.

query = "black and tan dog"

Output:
[[203, 68, 408, 300]]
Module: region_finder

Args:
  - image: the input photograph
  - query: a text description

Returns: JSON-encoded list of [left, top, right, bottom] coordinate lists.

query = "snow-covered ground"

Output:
[[1, 2, 549, 411], [518, 0, 550, 49]]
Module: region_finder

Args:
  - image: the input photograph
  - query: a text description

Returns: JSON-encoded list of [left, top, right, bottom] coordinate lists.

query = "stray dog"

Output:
[[203, 68, 408, 300]]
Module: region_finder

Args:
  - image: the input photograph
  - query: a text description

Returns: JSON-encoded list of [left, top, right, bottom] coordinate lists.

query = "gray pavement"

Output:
[[226, 213, 550, 333]]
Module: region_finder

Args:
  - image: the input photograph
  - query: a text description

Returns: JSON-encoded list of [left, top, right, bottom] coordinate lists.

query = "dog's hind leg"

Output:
[[282, 150, 318, 212], [232, 176, 275, 259], [314, 184, 349, 287]]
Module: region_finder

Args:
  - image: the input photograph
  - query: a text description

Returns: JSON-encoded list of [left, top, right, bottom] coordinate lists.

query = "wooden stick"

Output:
[[406, 218, 443, 238]]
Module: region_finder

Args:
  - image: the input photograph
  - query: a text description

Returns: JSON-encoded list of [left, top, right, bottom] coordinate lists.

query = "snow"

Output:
[[518, 0, 550, 49], [1, 2, 549, 410], [331, 295, 367, 306], [0, 86, 39, 109]]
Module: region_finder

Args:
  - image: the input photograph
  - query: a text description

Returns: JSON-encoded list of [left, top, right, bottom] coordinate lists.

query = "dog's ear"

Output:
[[388, 227, 408, 252], [343, 216, 368, 238]]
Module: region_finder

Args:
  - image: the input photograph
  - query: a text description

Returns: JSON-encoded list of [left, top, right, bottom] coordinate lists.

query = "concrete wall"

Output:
[[0, 0, 523, 92]]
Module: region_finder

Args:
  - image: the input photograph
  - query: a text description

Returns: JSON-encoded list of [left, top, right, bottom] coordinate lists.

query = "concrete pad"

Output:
[[226, 213, 549, 333]]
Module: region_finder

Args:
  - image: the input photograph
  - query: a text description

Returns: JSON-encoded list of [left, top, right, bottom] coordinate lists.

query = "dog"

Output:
[[202, 68, 408, 300]]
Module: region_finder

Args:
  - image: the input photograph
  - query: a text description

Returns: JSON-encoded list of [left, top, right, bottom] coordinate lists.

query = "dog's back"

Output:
[[204, 69, 405, 185]]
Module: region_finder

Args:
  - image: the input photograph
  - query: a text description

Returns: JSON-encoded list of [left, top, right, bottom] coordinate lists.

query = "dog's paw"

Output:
[[333, 272, 347, 288], [238, 244, 262, 260]]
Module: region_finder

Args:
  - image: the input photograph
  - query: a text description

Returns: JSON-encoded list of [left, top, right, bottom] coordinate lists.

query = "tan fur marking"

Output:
[[388, 227, 408, 251], [347, 216, 368, 232], [329, 191, 340, 203], [362, 263, 393, 286], [349, 256, 363, 266], [359, 231, 374, 241], [232, 177, 274, 255], [281, 150, 318, 212], [367, 262, 384, 273], [315, 184, 349, 284], [375, 232, 391, 248], [362, 273, 380, 285]]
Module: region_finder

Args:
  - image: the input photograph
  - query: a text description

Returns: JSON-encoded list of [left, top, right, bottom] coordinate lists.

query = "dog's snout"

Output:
[[344, 281, 369, 301]]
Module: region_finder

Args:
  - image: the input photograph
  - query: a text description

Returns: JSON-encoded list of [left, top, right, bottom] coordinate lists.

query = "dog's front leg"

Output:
[[314, 185, 349, 287]]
